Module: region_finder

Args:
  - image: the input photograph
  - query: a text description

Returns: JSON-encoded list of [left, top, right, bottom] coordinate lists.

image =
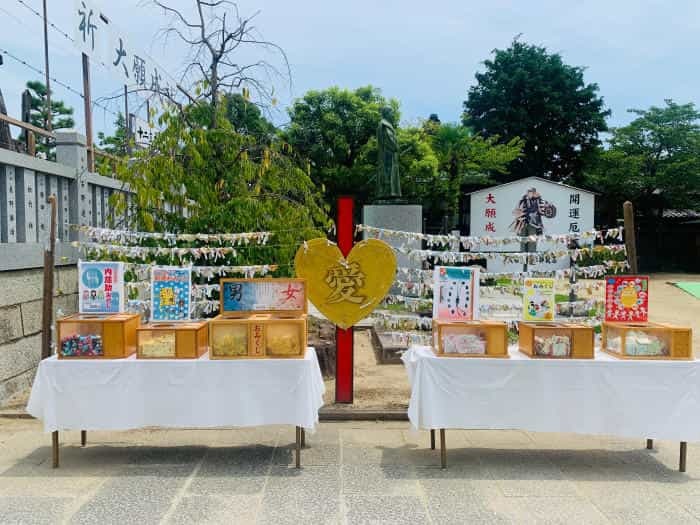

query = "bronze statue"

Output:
[[376, 107, 401, 200]]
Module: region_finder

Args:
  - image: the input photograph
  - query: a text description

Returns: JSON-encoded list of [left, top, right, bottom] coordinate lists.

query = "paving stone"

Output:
[[344, 495, 429, 525], [259, 466, 341, 525], [342, 464, 418, 496], [187, 445, 272, 495], [0, 496, 72, 524], [425, 493, 515, 525], [166, 495, 261, 525], [68, 466, 191, 525], [591, 491, 697, 524], [499, 496, 610, 525], [272, 441, 340, 466]]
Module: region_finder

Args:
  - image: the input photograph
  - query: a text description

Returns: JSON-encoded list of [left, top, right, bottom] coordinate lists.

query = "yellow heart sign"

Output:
[[294, 238, 397, 329]]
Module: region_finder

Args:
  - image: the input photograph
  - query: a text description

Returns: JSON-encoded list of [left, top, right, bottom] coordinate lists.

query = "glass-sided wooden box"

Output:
[[137, 322, 209, 359], [518, 322, 594, 359], [432, 320, 508, 358], [602, 321, 693, 360], [57, 313, 140, 359], [209, 314, 307, 359]]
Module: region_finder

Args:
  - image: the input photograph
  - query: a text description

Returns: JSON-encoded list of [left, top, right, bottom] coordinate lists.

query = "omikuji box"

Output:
[[137, 322, 209, 359], [57, 313, 140, 359], [602, 322, 693, 360], [518, 322, 594, 359], [219, 278, 307, 318], [209, 315, 307, 359], [432, 320, 508, 358]]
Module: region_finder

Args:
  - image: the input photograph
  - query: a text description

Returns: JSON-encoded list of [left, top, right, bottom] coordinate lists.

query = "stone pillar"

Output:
[[362, 204, 423, 272], [55, 131, 90, 236]]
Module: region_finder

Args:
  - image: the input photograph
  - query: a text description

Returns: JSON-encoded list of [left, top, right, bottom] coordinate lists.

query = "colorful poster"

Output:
[[522, 278, 555, 321], [221, 279, 306, 314], [78, 261, 124, 314], [605, 275, 649, 322], [433, 266, 480, 321], [150, 266, 192, 322]]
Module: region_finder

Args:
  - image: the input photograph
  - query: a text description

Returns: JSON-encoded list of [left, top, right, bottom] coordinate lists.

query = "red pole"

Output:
[[335, 196, 354, 403]]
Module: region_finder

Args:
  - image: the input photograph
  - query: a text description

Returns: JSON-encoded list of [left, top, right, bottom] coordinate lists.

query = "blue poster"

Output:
[[78, 261, 125, 314], [150, 266, 192, 322]]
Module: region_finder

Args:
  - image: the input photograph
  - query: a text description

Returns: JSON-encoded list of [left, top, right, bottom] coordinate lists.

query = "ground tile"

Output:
[[166, 494, 261, 525], [342, 464, 419, 496], [272, 441, 340, 466], [0, 496, 72, 524], [591, 491, 698, 525], [187, 445, 272, 495], [343, 495, 429, 525], [425, 493, 518, 525]]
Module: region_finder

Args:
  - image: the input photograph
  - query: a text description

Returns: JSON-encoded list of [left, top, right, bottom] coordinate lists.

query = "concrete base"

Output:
[[362, 205, 422, 271]]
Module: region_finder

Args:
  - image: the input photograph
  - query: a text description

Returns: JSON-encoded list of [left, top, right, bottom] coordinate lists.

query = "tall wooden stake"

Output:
[[335, 196, 355, 403], [82, 53, 94, 172], [41, 195, 57, 359], [124, 85, 131, 155], [623, 201, 638, 273]]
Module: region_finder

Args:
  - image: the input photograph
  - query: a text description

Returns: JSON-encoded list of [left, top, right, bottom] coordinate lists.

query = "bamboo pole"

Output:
[[41, 195, 57, 359]]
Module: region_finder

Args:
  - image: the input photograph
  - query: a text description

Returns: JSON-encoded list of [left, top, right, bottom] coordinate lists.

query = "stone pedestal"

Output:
[[362, 204, 422, 271]]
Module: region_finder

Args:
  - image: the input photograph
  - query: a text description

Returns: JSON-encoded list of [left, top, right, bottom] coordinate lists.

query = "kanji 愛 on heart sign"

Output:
[[294, 238, 397, 329]]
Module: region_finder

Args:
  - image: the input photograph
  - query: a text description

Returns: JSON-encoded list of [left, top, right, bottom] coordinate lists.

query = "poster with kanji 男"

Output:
[[150, 266, 192, 322], [605, 276, 649, 322], [433, 266, 480, 321], [78, 261, 125, 314]]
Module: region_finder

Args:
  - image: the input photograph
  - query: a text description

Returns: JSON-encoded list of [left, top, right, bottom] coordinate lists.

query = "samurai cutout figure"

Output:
[[510, 187, 557, 251]]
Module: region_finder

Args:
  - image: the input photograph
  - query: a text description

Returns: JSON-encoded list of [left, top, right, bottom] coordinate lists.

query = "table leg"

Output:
[[646, 439, 653, 450], [430, 429, 435, 450], [440, 429, 447, 469], [680, 442, 687, 473], [52, 431, 59, 469], [301, 428, 306, 449], [295, 426, 301, 469], [81, 430, 87, 447]]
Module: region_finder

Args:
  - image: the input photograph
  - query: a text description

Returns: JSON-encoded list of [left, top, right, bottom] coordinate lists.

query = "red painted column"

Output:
[[335, 196, 354, 403]]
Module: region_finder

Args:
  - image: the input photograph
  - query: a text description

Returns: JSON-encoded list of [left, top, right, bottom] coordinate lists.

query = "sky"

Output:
[[1, 0, 699, 140]]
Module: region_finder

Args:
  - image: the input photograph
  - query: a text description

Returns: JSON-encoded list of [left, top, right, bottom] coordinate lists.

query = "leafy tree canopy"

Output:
[[585, 100, 700, 223], [24, 80, 75, 159], [463, 38, 609, 184]]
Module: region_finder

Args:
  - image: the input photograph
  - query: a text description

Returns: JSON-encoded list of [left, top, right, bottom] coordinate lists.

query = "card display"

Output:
[[433, 266, 479, 321], [221, 279, 306, 315], [522, 278, 555, 321], [605, 276, 649, 322], [151, 266, 192, 322], [78, 261, 125, 314]]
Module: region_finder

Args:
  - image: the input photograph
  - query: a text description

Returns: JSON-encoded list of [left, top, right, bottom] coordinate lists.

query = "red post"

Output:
[[335, 196, 354, 403]]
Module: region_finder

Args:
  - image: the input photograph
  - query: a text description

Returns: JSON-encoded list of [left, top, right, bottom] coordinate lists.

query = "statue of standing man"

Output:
[[376, 107, 402, 201]]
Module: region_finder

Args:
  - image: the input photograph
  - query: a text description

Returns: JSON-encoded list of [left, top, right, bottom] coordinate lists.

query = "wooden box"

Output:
[[432, 320, 508, 358], [602, 322, 693, 360], [57, 313, 140, 359], [518, 322, 594, 359], [137, 322, 209, 359], [209, 314, 307, 359], [219, 278, 307, 318]]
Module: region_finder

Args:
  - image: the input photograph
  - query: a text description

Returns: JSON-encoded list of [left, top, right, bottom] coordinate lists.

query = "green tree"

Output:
[[24, 80, 75, 159], [224, 94, 276, 140], [586, 100, 700, 223], [97, 113, 129, 155], [111, 103, 330, 273], [463, 39, 609, 184], [284, 86, 400, 205]]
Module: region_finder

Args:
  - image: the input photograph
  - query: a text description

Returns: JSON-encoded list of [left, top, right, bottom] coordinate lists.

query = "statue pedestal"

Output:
[[362, 205, 423, 271]]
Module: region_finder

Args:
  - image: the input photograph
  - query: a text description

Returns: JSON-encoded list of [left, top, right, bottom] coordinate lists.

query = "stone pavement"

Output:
[[1, 418, 700, 524]]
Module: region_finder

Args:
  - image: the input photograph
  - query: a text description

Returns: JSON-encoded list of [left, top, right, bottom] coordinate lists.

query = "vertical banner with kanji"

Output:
[[78, 261, 125, 314], [605, 276, 649, 322], [433, 266, 480, 321], [522, 278, 556, 321], [151, 266, 192, 322]]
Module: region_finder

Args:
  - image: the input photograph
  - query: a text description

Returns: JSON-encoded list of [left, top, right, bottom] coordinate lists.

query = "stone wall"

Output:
[[0, 266, 77, 406]]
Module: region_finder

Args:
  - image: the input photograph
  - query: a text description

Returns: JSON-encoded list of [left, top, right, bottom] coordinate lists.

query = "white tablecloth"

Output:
[[403, 346, 700, 441], [27, 348, 325, 432]]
